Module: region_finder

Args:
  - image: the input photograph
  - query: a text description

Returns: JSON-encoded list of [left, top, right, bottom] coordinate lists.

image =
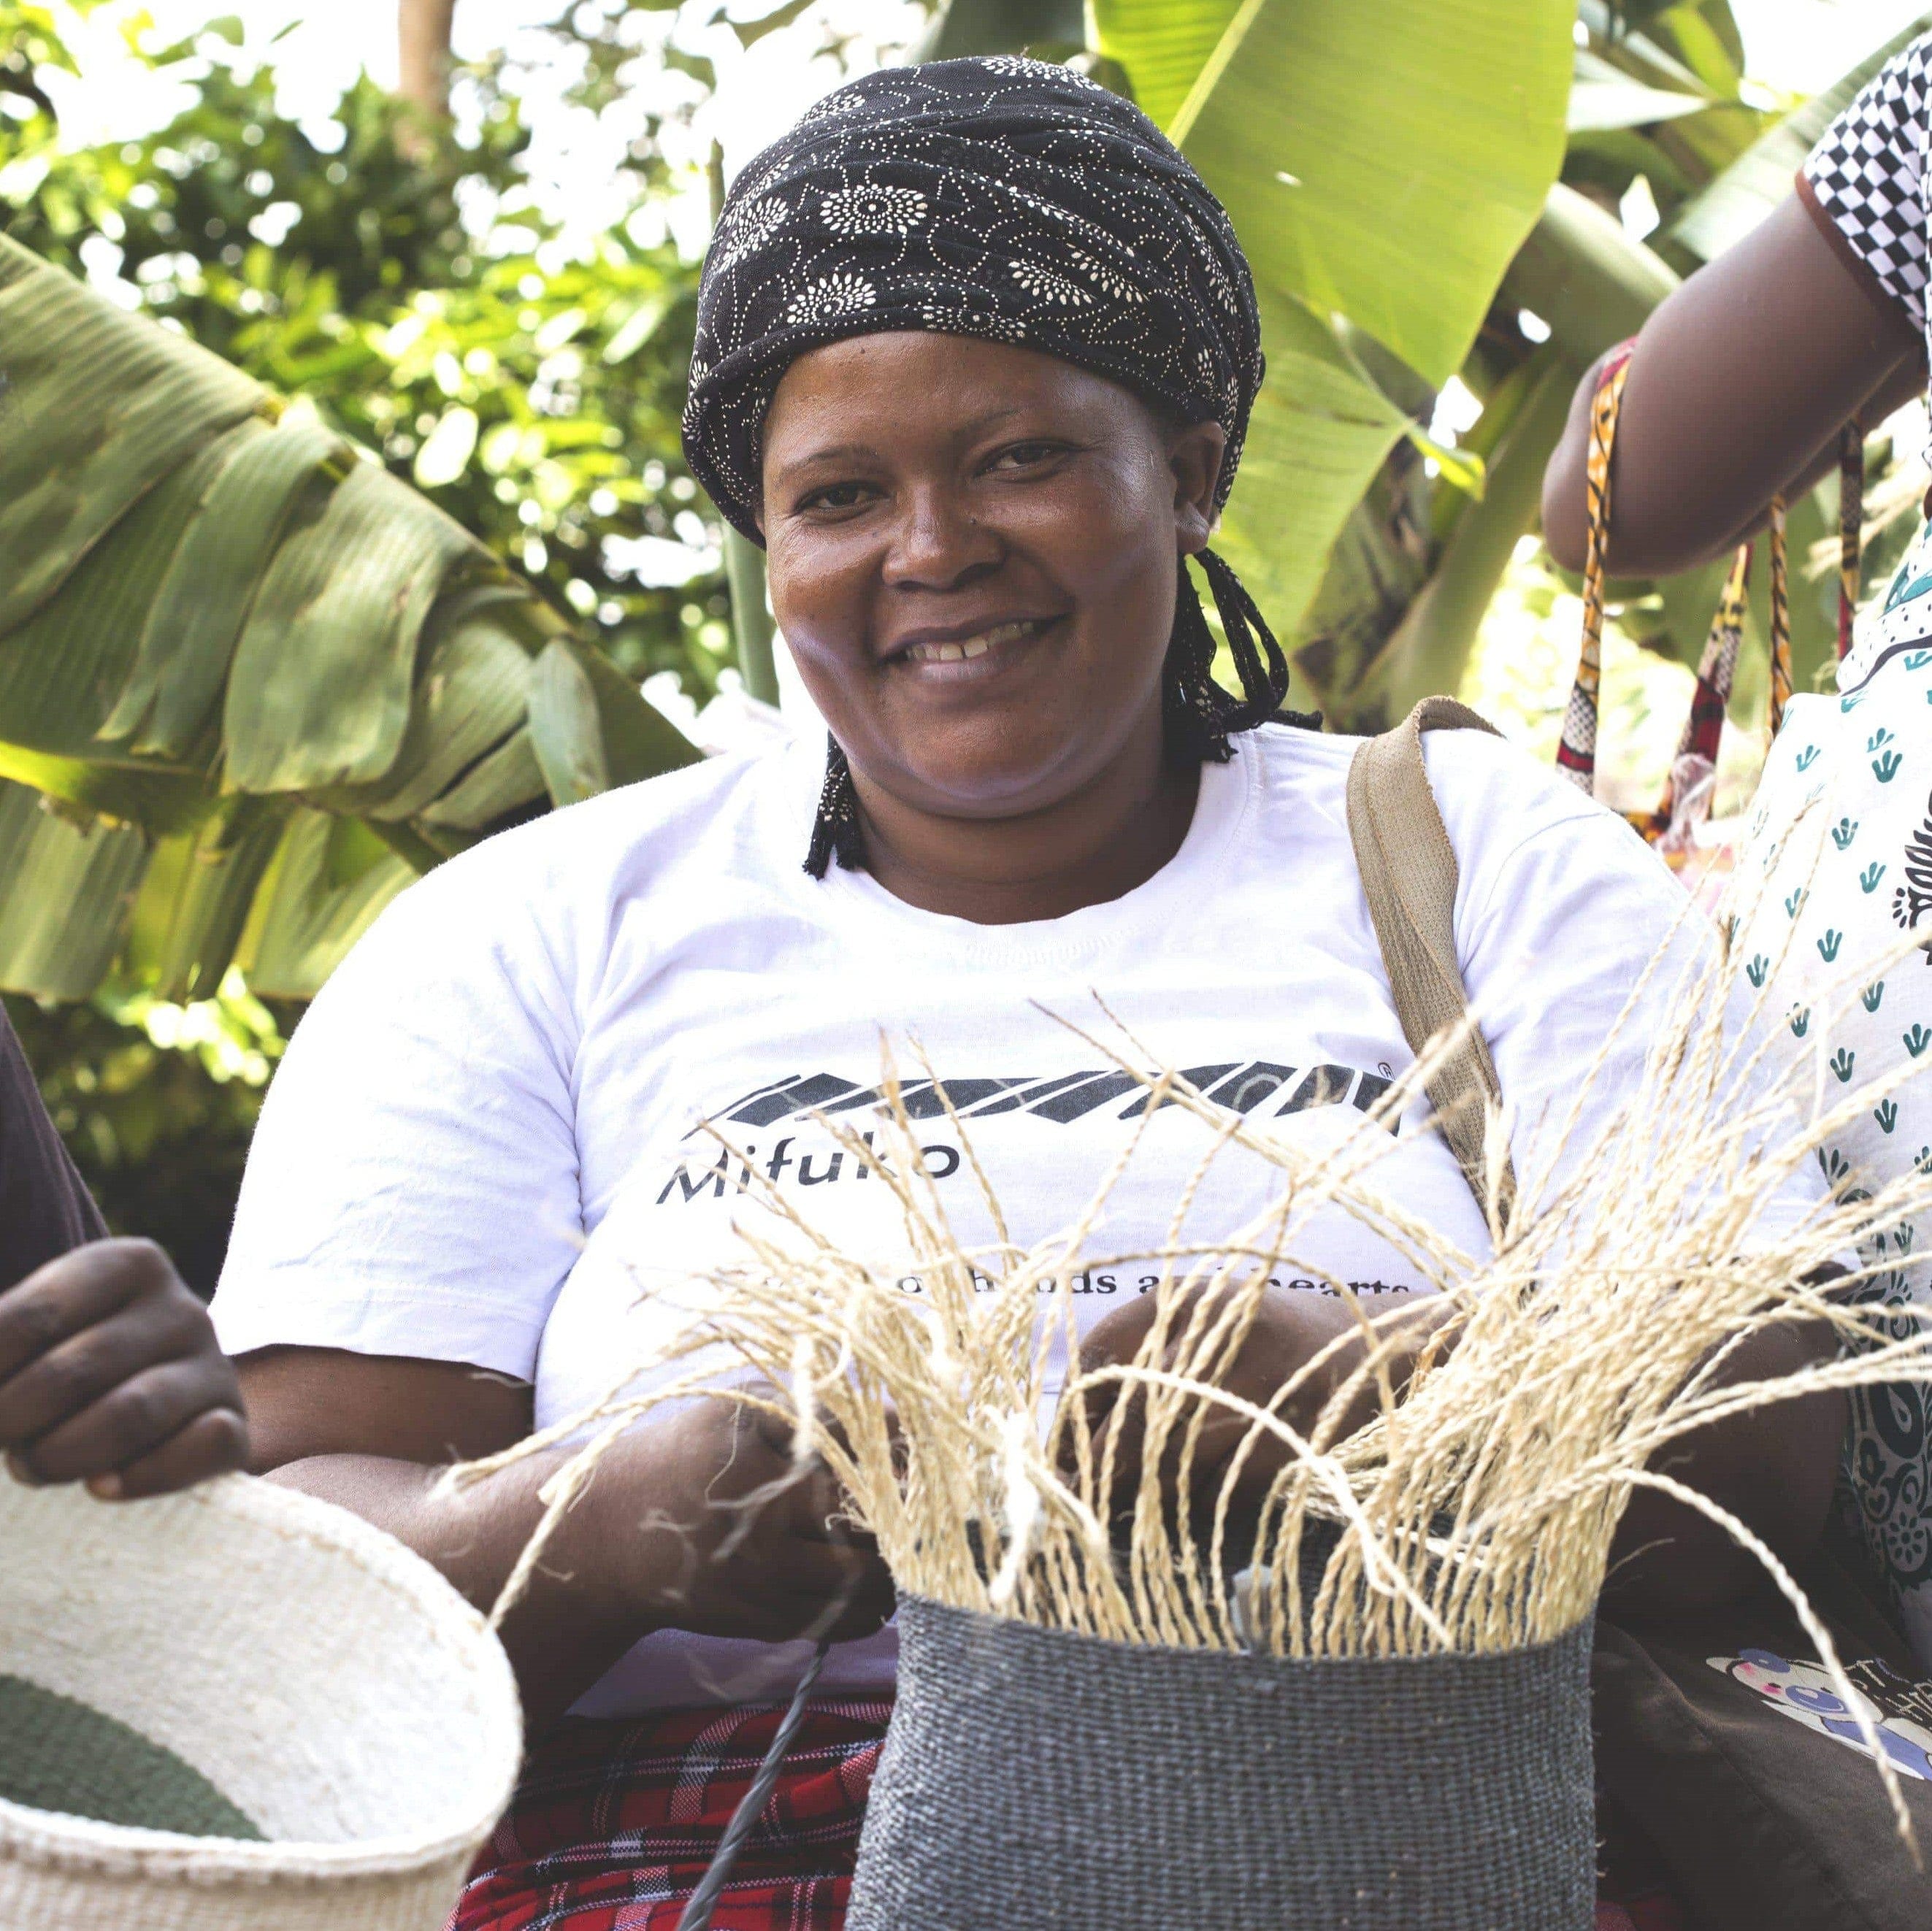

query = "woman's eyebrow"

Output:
[[781, 406, 1039, 477], [776, 441, 881, 476]]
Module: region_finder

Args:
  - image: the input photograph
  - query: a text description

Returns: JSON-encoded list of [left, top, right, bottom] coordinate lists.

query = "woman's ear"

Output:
[[1169, 418, 1226, 556]]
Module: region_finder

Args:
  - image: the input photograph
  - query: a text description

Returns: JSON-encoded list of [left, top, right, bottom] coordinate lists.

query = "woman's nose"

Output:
[[880, 485, 1003, 591]]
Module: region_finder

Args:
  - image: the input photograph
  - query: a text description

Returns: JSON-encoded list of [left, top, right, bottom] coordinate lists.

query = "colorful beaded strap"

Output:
[[1559, 341, 1864, 837]]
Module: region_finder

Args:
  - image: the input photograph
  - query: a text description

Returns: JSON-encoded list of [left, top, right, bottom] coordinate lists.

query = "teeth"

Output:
[[904, 618, 1041, 664]]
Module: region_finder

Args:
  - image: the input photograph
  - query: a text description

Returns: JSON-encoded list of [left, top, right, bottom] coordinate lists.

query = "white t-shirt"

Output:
[[213, 721, 1794, 1713]]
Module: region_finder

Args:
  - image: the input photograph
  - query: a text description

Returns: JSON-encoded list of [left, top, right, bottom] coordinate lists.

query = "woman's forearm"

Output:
[[1542, 194, 1924, 579], [1606, 1318, 1848, 1616], [260, 1391, 896, 1731], [267, 1448, 648, 1728]]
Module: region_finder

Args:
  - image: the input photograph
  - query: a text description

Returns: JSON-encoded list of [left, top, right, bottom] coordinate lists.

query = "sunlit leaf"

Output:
[[103, 418, 349, 758], [1101, 0, 1573, 387], [222, 458, 478, 794], [1666, 12, 1932, 261], [1568, 51, 1709, 132], [236, 809, 415, 1002], [412, 403, 478, 488], [0, 779, 150, 1001], [124, 796, 287, 1002], [0, 231, 261, 633], [1211, 294, 1410, 648], [0, 417, 259, 756], [1403, 423, 1487, 499]]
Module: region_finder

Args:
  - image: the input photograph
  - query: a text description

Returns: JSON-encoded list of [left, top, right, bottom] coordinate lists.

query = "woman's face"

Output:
[[759, 334, 1224, 824]]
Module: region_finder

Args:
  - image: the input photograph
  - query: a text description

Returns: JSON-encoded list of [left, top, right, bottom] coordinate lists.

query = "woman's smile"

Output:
[[883, 613, 1067, 680]]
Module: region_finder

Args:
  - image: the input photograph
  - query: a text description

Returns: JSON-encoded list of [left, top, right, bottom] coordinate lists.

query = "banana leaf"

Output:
[[1211, 295, 1410, 674], [1665, 11, 1932, 262], [0, 233, 700, 1004], [313, 580, 545, 824], [221, 458, 480, 794], [100, 418, 351, 759], [0, 780, 150, 1002], [123, 798, 289, 1004], [1100, 0, 1572, 391], [528, 634, 704, 809], [0, 232, 264, 635], [1095, 0, 1571, 642], [234, 811, 415, 1003], [0, 418, 266, 774]]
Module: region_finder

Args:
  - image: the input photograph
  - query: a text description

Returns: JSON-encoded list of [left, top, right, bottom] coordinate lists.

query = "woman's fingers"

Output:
[[0, 1281, 224, 1451], [0, 1238, 246, 1496], [0, 1238, 164, 1386], [14, 1354, 245, 1487], [90, 1405, 250, 1501]]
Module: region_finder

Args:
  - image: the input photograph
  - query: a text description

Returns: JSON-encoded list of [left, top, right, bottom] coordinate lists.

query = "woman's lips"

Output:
[[890, 615, 1062, 673]]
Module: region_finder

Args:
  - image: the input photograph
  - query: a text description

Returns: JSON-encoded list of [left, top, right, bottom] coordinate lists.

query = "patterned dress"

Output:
[[1740, 33, 1932, 1668]]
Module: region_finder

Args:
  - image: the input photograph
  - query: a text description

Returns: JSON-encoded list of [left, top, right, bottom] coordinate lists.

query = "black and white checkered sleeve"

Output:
[[1803, 37, 1931, 336]]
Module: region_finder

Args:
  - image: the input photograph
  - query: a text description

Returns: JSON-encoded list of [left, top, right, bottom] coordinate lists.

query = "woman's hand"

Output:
[[0, 1238, 248, 1500], [1070, 1283, 1451, 1520], [240, 1347, 892, 1728], [610, 1393, 895, 1646]]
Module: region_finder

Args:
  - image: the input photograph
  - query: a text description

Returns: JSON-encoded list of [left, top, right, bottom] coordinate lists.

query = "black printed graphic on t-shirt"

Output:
[[655, 1056, 1394, 1210]]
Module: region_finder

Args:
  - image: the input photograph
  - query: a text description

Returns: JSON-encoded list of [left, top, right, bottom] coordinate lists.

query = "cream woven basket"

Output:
[[0, 1473, 521, 1930]]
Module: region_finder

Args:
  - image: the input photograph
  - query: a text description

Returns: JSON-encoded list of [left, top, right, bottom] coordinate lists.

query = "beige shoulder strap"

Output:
[[1345, 696, 1517, 1231]]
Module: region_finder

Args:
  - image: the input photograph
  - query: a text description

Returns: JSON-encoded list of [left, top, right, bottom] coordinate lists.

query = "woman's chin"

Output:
[[870, 742, 1107, 825]]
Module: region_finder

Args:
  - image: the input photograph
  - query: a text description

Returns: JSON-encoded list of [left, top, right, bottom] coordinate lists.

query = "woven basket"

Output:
[[847, 1594, 1595, 1931], [0, 1474, 521, 1930]]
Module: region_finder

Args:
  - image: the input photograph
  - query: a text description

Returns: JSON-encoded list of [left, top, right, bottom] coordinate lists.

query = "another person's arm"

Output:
[[0, 1239, 249, 1497], [0, 1004, 246, 1497], [1543, 56, 1929, 578], [1076, 1279, 1844, 1615]]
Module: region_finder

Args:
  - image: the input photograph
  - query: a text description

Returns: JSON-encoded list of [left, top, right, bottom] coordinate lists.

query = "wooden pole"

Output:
[[708, 143, 780, 707]]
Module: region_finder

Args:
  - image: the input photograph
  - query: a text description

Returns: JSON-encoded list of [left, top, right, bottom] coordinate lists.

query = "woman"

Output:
[[215, 59, 1836, 1929], [1544, 35, 1932, 1670]]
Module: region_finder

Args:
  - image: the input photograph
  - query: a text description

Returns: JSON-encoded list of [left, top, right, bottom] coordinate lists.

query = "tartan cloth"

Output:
[[449, 1699, 890, 1931], [453, 1694, 1698, 1930]]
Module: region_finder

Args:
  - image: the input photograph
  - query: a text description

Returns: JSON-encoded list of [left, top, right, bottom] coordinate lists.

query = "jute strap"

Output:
[[1345, 696, 1517, 1231]]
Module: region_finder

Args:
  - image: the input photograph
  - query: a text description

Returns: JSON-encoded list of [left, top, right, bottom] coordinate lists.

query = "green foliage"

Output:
[[0, 11, 727, 699], [3, 977, 284, 1294], [0, 4, 713, 1268], [1289, 0, 1904, 726], [1093, 0, 1573, 713], [0, 9, 710, 1015]]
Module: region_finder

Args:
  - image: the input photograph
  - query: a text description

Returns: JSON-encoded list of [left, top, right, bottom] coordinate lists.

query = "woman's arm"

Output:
[[1604, 1313, 1847, 1616], [1542, 193, 1924, 578], [240, 1348, 894, 1730], [1077, 1283, 1846, 1615]]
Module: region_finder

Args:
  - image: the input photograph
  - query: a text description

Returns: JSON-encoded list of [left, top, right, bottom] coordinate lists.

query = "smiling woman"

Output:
[[762, 334, 1241, 916], [209, 54, 1836, 1931]]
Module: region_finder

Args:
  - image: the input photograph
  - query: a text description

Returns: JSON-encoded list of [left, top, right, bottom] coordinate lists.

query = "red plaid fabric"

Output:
[[449, 1699, 890, 1931], [453, 1694, 1695, 1930]]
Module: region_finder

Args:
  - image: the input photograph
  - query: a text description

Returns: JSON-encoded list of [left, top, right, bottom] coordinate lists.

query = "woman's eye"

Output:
[[989, 441, 1067, 472], [797, 481, 877, 514]]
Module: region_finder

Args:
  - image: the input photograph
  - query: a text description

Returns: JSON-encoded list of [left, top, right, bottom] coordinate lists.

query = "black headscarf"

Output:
[[683, 57, 1265, 540], [680, 56, 1307, 875]]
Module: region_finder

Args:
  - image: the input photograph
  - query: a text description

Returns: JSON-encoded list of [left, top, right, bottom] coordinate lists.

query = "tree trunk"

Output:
[[398, 0, 458, 140]]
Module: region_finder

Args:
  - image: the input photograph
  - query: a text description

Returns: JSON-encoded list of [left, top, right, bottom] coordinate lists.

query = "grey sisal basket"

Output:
[[846, 1594, 1595, 1931]]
